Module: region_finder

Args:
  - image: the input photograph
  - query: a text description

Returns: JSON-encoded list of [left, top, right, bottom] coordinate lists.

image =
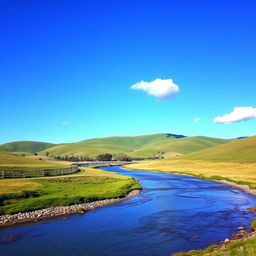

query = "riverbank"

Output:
[[216, 180, 256, 197], [0, 166, 141, 223], [0, 189, 140, 227]]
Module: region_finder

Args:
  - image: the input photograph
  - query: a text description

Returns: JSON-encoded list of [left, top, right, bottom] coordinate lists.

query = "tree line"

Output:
[[45, 152, 163, 162]]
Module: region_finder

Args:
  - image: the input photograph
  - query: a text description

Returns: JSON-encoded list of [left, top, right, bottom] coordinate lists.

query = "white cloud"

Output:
[[61, 121, 70, 125], [193, 117, 201, 123], [130, 78, 180, 101], [214, 107, 256, 124]]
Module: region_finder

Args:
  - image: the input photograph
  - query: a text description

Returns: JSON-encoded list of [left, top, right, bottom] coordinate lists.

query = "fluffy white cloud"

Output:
[[130, 78, 179, 100], [214, 107, 256, 124], [193, 117, 201, 123]]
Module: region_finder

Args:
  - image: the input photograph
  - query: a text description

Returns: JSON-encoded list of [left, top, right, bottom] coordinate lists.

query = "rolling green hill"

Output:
[[129, 136, 232, 157], [0, 141, 56, 154], [40, 134, 232, 158], [179, 136, 256, 162]]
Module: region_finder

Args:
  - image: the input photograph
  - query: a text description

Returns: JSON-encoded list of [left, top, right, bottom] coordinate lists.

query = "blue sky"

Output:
[[1, 0, 256, 144]]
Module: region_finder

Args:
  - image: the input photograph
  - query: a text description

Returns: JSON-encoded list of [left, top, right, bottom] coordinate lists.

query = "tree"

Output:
[[96, 153, 112, 161], [45, 152, 50, 157], [114, 155, 132, 161]]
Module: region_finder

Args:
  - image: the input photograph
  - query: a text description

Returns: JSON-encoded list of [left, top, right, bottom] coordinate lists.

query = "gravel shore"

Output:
[[0, 189, 140, 227], [217, 179, 256, 196]]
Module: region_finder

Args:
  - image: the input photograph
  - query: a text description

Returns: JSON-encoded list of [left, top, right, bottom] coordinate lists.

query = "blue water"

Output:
[[1, 165, 256, 256]]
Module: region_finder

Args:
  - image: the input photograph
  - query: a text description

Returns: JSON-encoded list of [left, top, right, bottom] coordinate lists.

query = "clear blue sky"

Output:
[[1, 0, 256, 144]]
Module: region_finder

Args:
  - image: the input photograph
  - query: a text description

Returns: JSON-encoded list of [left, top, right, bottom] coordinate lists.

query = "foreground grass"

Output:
[[173, 238, 256, 256], [0, 167, 141, 215]]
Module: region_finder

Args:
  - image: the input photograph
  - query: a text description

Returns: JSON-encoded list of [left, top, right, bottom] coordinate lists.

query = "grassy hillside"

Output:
[[0, 152, 66, 171], [129, 136, 231, 157], [40, 134, 232, 158], [180, 136, 256, 162], [40, 134, 169, 157], [0, 141, 56, 153]]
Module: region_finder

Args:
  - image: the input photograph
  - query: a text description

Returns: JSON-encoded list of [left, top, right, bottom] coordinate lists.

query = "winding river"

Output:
[[1, 165, 256, 256]]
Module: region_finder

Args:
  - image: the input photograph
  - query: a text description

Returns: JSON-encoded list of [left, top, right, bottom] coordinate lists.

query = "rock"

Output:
[[248, 207, 256, 213], [238, 226, 246, 230], [224, 238, 230, 243]]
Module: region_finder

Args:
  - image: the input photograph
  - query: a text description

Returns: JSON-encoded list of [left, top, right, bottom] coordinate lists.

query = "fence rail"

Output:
[[0, 166, 79, 179], [78, 161, 134, 166]]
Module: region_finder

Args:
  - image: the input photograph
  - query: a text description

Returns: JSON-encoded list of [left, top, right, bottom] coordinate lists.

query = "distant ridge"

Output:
[[166, 134, 186, 139], [38, 133, 232, 158], [0, 134, 235, 159], [236, 136, 248, 140]]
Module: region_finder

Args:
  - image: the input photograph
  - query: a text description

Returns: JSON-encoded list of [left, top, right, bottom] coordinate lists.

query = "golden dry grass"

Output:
[[0, 180, 43, 194], [127, 159, 256, 187]]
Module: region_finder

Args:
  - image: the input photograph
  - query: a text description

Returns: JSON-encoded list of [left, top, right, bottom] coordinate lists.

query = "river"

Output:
[[1, 165, 256, 256]]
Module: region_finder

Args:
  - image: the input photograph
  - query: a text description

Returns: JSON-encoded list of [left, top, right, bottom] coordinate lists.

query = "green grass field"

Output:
[[0, 167, 141, 215], [39, 134, 232, 158]]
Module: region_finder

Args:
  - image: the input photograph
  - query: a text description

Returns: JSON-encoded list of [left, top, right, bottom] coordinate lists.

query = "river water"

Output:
[[1, 165, 256, 256]]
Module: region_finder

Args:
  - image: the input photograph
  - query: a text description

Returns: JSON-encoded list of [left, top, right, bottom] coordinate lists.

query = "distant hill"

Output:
[[40, 134, 232, 158], [166, 133, 186, 138], [129, 136, 232, 157], [179, 136, 256, 162], [0, 141, 56, 153]]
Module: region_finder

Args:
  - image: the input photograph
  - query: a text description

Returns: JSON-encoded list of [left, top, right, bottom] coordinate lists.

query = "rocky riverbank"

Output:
[[171, 171, 256, 197], [217, 179, 256, 196], [0, 189, 140, 227]]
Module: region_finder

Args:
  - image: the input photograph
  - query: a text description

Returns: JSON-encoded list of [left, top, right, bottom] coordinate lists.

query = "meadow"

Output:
[[126, 160, 256, 188], [0, 167, 140, 215]]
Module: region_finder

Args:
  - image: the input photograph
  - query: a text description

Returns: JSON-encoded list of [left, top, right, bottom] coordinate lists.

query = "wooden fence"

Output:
[[78, 161, 134, 166], [1, 166, 79, 179]]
